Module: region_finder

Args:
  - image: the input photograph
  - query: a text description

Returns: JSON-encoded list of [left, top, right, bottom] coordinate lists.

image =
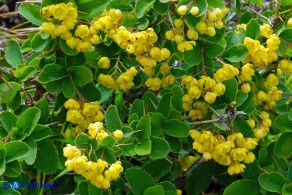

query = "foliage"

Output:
[[0, 0, 292, 194]]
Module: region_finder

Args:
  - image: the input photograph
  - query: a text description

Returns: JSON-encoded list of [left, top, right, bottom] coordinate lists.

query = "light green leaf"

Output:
[[18, 3, 44, 26], [134, 139, 151, 155], [16, 107, 41, 136], [136, 115, 151, 139], [23, 138, 37, 165], [207, 0, 225, 8], [38, 64, 67, 83], [74, 133, 91, 149], [224, 44, 249, 62], [134, 0, 156, 19], [5, 141, 29, 163], [0, 111, 17, 133], [13, 66, 36, 80], [5, 39, 23, 67], [0, 82, 22, 104]]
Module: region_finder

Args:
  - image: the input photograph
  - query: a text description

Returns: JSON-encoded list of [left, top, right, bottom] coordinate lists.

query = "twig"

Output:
[[246, 7, 273, 26]]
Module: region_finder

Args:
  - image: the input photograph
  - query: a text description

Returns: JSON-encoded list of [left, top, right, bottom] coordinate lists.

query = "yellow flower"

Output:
[[227, 163, 245, 175], [98, 57, 111, 69], [51, 4, 68, 20]]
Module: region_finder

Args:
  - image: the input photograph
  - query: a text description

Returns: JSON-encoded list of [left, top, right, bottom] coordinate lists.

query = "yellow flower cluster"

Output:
[[181, 65, 238, 110], [63, 144, 123, 189], [165, 19, 198, 52], [247, 111, 271, 139], [239, 63, 255, 82], [195, 7, 227, 36], [242, 33, 280, 68], [188, 101, 209, 120], [64, 99, 104, 131], [41, 3, 77, 38], [190, 130, 258, 175], [235, 23, 246, 34], [88, 122, 124, 142], [278, 59, 292, 74], [98, 57, 111, 69], [145, 63, 176, 91], [98, 67, 138, 91], [254, 73, 282, 110]]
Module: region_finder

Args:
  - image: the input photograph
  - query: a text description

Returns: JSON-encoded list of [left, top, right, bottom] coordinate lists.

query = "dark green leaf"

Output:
[[143, 159, 172, 181], [274, 132, 292, 158], [163, 119, 190, 138], [100, 136, 116, 148], [144, 185, 164, 195], [34, 98, 50, 123], [223, 179, 260, 195], [31, 33, 51, 52], [75, 133, 91, 149], [157, 93, 172, 118], [224, 44, 248, 62], [33, 138, 59, 174], [125, 167, 154, 195], [233, 117, 254, 137], [235, 91, 248, 108], [38, 64, 67, 83], [246, 19, 260, 39], [105, 105, 122, 132], [76, 83, 101, 102], [258, 172, 286, 193], [16, 107, 41, 136], [59, 38, 79, 56], [151, 113, 167, 136], [0, 111, 17, 133], [221, 78, 238, 104], [130, 99, 145, 119], [62, 79, 76, 98], [205, 43, 225, 58], [150, 136, 170, 160], [67, 66, 93, 87], [274, 114, 292, 132], [184, 45, 202, 65], [135, 115, 151, 139], [29, 124, 53, 141]]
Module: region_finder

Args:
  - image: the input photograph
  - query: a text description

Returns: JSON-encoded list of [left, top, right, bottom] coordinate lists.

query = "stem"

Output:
[[246, 7, 273, 26], [39, 173, 46, 195], [49, 169, 70, 183]]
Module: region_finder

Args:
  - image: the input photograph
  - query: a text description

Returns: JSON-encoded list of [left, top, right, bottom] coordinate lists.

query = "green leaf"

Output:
[[288, 161, 292, 182], [205, 43, 225, 58], [0, 111, 17, 133], [5, 160, 22, 177], [144, 185, 164, 195], [151, 113, 167, 136], [221, 78, 238, 104], [224, 44, 249, 62], [75, 133, 91, 149], [153, 1, 169, 14], [235, 91, 248, 108], [62, 79, 76, 98], [59, 38, 79, 56], [163, 119, 190, 138], [274, 114, 292, 132], [13, 66, 36, 80], [23, 138, 37, 165], [157, 93, 172, 118], [258, 172, 286, 193], [130, 99, 145, 119], [207, 0, 225, 8], [183, 46, 202, 65], [76, 0, 112, 19], [38, 64, 67, 83], [274, 132, 292, 158], [143, 159, 172, 181], [134, 139, 151, 155], [100, 136, 116, 148], [186, 161, 214, 195], [233, 117, 254, 137], [246, 19, 260, 39], [171, 85, 184, 111], [43, 79, 64, 94], [18, 3, 44, 26], [136, 115, 151, 139], [0, 181, 21, 194], [34, 98, 50, 123], [281, 0, 292, 6], [241, 161, 260, 181], [138, 18, 149, 30], [16, 107, 41, 136], [196, 0, 208, 16], [142, 92, 159, 113], [134, 0, 156, 19], [0, 158, 6, 176], [5, 39, 23, 67], [33, 138, 59, 174], [125, 167, 154, 195], [67, 66, 93, 87], [245, 0, 264, 6], [150, 136, 170, 160], [5, 141, 29, 163], [0, 82, 22, 104], [76, 83, 101, 102], [165, 135, 181, 153], [223, 179, 260, 195], [105, 105, 122, 132], [31, 33, 51, 52], [88, 182, 103, 195], [29, 124, 53, 141]]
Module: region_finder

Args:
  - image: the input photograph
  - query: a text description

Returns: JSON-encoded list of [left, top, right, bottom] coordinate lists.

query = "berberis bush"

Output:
[[0, 0, 292, 194]]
